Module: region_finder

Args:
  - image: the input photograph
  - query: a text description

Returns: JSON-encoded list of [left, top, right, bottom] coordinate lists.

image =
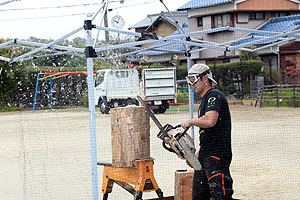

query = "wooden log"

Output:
[[110, 106, 150, 167], [174, 169, 194, 200]]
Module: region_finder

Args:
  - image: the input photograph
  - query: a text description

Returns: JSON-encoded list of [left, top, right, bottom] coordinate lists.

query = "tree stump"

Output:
[[110, 106, 150, 167], [174, 170, 194, 200]]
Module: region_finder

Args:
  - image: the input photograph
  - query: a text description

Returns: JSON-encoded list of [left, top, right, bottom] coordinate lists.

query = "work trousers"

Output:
[[192, 156, 234, 200]]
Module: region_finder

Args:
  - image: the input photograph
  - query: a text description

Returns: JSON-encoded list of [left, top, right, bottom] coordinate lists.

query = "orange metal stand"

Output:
[[100, 158, 164, 200]]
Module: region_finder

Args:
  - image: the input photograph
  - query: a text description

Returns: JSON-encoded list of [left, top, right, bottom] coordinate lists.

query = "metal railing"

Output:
[[256, 84, 300, 108]]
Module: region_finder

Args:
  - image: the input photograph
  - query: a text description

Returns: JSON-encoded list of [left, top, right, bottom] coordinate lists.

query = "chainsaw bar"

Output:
[[137, 96, 169, 139], [137, 96, 202, 171]]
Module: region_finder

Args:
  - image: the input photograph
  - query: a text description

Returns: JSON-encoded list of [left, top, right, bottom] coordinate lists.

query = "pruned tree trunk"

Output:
[[110, 106, 150, 167], [174, 170, 194, 200]]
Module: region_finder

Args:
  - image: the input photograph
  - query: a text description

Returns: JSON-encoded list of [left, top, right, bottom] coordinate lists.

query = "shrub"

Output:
[[177, 92, 189, 103]]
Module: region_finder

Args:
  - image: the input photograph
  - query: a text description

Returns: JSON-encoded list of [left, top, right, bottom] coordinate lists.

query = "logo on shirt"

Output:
[[207, 97, 216, 107]]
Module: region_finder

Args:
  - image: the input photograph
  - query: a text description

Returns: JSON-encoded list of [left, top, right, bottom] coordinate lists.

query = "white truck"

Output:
[[94, 68, 176, 114]]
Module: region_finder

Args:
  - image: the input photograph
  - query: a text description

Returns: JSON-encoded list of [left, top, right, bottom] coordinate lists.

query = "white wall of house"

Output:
[[188, 12, 272, 60], [188, 3, 235, 18], [183, 2, 300, 63]]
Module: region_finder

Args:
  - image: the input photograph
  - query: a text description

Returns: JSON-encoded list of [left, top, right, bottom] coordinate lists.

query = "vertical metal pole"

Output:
[[277, 51, 280, 72], [293, 86, 296, 108], [102, 0, 109, 43], [276, 85, 279, 107], [50, 77, 53, 111], [33, 73, 41, 112], [85, 20, 99, 200], [187, 56, 195, 140]]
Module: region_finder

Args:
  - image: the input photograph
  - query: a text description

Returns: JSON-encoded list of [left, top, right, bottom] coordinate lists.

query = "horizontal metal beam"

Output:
[[95, 26, 141, 37], [0, 39, 15, 48], [16, 40, 84, 53], [228, 29, 300, 51], [115, 41, 176, 58], [252, 38, 297, 52], [95, 39, 159, 52], [20, 52, 69, 62], [174, 39, 227, 51], [164, 27, 230, 41], [228, 27, 282, 36], [10, 26, 83, 63], [0, 44, 85, 58], [0, 55, 11, 62]]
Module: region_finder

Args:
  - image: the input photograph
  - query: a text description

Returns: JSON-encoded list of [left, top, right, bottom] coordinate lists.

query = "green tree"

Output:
[[0, 44, 30, 108], [239, 45, 260, 61]]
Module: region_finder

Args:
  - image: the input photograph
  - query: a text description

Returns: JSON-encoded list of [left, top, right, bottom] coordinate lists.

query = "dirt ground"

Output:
[[0, 105, 300, 200]]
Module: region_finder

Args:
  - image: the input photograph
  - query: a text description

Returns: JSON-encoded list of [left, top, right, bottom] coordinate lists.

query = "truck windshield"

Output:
[[95, 71, 105, 87]]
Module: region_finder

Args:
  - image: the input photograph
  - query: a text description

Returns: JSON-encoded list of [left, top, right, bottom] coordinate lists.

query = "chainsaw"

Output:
[[137, 96, 202, 171]]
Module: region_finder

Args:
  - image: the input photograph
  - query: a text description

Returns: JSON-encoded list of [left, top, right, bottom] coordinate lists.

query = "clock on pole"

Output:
[[110, 15, 125, 29]]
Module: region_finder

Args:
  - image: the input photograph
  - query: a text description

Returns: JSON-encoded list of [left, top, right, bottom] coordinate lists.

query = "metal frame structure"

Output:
[[2, 24, 300, 64], [2, 1, 300, 199]]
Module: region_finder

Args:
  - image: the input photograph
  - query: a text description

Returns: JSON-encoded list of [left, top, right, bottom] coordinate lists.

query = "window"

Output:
[[197, 17, 203, 27], [249, 12, 265, 20], [115, 70, 129, 79], [271, 12, 289, 18], [212, 14, 233, 28], [95, 71, 105, 87]]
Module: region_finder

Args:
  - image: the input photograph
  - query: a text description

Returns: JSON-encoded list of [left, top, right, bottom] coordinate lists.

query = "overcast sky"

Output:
[[0, 0, 190, 40]]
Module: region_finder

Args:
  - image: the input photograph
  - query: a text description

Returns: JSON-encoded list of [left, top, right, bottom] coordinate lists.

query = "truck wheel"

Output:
[[126, 98, 134, 106], [99, 99, 109, 114], [133, 99, 139, 106], [159, 108, 166, 113], [112, 101, 119, 108], [153, 109, 159, 114]]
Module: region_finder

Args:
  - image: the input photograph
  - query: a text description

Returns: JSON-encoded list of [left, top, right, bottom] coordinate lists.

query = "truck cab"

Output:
[[94, 69, 140, 114]]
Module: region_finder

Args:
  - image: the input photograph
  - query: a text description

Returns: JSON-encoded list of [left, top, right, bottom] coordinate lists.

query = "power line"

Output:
[[0, 12, 93, 21], [0, 2, 101, 12], [0, 0, 16, 6], [109, 0, 157, 11], [0, 0, 158, 22], [0, 0, 157, 12]]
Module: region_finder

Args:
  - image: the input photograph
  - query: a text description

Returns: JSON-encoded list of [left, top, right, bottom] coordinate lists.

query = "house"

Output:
[[178, 0, 300, 68], [128, 0, 300, 83], [128, 11, 188, 65], [231, 14, 300, 84]]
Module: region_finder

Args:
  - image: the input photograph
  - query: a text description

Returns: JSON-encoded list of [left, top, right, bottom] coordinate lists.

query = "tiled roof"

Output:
[[129, 14, 160, 29], [137, 27, 188, 56], [129, 11, 187, 29], [232, 14, 300, 46], [178, 0, 234, 11]]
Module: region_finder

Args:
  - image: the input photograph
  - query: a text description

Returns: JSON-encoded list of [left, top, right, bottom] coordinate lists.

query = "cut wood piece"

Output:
[[110, 106, 150, 167], [174, 169, 194, 200]]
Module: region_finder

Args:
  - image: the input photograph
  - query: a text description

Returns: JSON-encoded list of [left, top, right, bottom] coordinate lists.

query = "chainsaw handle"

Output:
[[162, 141, 176, 153], [174, 124, 190, 135], [162, 125, 190, 153]]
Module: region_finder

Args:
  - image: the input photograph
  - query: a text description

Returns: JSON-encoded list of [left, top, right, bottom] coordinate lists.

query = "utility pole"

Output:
[[102, 0, 109, 42]]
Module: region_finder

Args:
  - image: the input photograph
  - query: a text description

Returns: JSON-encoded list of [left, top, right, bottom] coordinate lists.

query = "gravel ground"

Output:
[[0, 105, 300, 200]]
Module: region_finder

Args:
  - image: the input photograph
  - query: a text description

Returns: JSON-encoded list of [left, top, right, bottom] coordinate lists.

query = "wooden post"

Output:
[[110, 106, 150, 167], [174, 170, 194, 200], [259, 86, 264, 108]]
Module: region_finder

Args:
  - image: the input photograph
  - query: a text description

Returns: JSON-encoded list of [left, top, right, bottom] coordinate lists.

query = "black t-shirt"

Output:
[[198, 88, 232, 165]]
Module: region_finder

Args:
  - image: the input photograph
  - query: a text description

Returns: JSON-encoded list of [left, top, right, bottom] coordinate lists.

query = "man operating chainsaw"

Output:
[[181, 64, 234, 200]]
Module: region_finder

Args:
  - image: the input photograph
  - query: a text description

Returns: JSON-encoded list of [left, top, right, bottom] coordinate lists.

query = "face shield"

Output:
[[185, 69, 210, 86]]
